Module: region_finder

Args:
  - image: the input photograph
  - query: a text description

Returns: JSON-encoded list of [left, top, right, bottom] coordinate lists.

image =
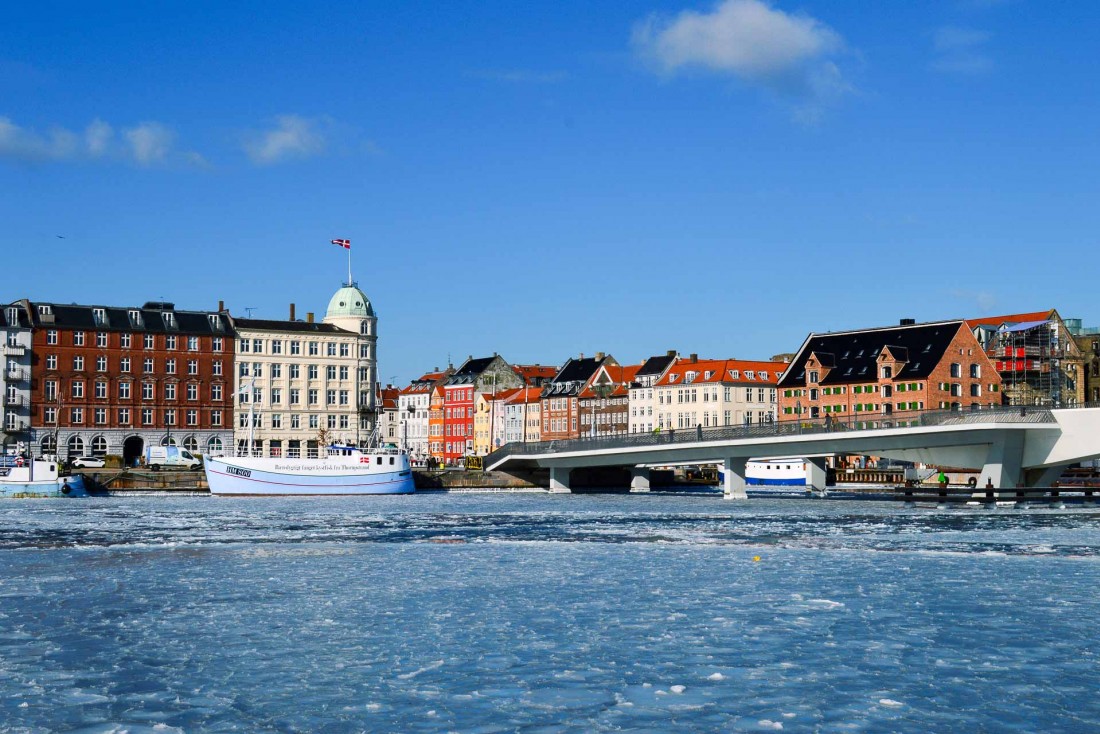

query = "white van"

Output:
[[144, 446, 202, 471]]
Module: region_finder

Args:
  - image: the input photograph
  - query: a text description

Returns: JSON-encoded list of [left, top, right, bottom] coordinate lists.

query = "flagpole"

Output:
[[348, 244, 352, 286]]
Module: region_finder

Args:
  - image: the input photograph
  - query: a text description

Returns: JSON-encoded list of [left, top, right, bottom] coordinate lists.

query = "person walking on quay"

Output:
[[825, 413, 833, 432]]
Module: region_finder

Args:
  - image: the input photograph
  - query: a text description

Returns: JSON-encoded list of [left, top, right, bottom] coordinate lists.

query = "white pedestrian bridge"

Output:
[[483, 405, 1100, 498]]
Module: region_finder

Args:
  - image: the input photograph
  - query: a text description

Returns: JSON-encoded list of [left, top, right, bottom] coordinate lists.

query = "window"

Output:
[[252, 339, 263, 353], [309, 389, 319, 405], [44, 407, 57, 424], [73, 356, 84, 371], [95, 381, 107, 399], [212, 360, 222, 376], [95, 408, 107, 425], [290, 414, 300, 429], [186, 410, 198, 426], [166, 335, 177, 350], [272, 339, 283, 354], [971, 384, 981, 397], [96, 356, 107, 372], [73, 331, 85, 346], [308, 365, 318, 380], [340, 390, 349, 405], [144, 358, 154, 373], [188, 336, 199, 351], [165, 409, 175, 426], [46, 355, 57, 370], [121, 333, 132, 348], [71, 380, 84, 398], [970, 364, 981, 378], [290, 364, 300, 379], [339, 344, 349, 357], [96, 332, 108, 347], [144, 334, 155, 349], [327, 366, 337, 380], [188, 360, 198, 375], [290, 341, 301, 355], [253, 362, 262, 377], [271, 388, 282, 404], [143, 382, 155, 400], [211, 410, 222, 426], [165, 384, 176, 401], [950, 363, 962, 378], [70, 407, 84, 423], [119, 382, 131, 399], [47, 329, 58, 345], [211, 384, 223, 401], [308, 342, 319, 356], [290, 388, 300, 404], [118, 408, 130, 424], [212, 337, 222, 352], [271, 364, 281, 379], [166, 359, 176, 374], [327, 343, 337, 356]]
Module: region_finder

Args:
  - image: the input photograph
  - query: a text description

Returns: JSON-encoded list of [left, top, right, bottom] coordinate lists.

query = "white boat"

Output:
[[204, 444, 415, 496], [0, 457, 89, 498], [747, 458, 808, 486]]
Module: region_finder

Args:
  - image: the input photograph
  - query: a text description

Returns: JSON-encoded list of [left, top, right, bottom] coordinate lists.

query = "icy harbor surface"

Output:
[[2, 495, 1100, 733]]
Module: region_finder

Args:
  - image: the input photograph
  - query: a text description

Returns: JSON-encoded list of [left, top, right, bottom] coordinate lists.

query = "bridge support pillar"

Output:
[[549, 466, 571, 493], [722, 457, 747, 500], [807, 457, 828, 494], [1024, 465, 1064, 488], [983, 432, 1024, 489], [629, 467, 650, 493]]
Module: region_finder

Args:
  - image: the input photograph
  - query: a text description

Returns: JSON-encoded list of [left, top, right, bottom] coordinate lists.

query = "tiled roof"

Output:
[[777, 320, 965, 387], [541, 356, 610, 398], [965, 310, 1055, 329], [505, 387, 543, 405], [512, 364, 557, 382], [655, 359, 785, 387]]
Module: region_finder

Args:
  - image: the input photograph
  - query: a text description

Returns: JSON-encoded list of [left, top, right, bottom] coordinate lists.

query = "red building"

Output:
[[24, 300, 234, 464], [541, 354, 615, 441]]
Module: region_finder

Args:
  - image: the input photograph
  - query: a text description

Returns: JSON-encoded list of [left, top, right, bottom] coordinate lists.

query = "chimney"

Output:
[[666, 349, 676, 357], [290, 303, 296, 321], [900, 318, 916, 326], [690, 353, 698, 363], [218, 300, 224, 312], [579, 352, 585, 360], [307, 312, 314, 323], [595, 351, 605, 361]]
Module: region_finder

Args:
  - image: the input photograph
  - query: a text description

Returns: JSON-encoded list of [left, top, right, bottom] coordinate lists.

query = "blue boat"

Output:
[[0, 457, 89, 498]]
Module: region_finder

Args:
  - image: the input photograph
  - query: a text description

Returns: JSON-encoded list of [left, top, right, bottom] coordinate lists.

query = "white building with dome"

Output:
[[228, 282, 380, 457]]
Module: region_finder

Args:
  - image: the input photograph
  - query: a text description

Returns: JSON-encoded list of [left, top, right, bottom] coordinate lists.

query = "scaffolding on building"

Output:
[[987, 320, 1068, 407]]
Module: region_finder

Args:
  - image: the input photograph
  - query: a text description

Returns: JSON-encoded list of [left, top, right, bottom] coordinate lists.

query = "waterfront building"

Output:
[[321, 283, 380, 432], [1067, 323, 1100, 403], [654, 356, 783, 431], [511, 364, 557, 387], [579, 363, 641, 438], [442, 355, 524, 463], [777, 319, 1002, 420], [504, 387, 543, 444], [398, 368, 452, 461], [627, 351, 679, 434], [24, 299, 234, 464], [1, 303, 33, 451], [473, 388, 520, 456], [428, 384, 445, 460], [377, 384, 400, 445], [966, 309, 1085, 407], [229, 312, 360, 457], [540, 354, 616, 441]]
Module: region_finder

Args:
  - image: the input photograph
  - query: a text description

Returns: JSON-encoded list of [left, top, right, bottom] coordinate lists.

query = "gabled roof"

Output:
[[636, 353, 677, 378], [579, 364, 642, 398], [504, 387, 544, 405], [445, 356, 502, 386], [541, 356, 612, 398], [777, 320, 966, 387], [512, 364, 557, 383]]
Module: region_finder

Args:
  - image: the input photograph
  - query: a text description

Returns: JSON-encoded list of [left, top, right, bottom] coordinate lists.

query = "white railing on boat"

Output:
[[225, 446, 408, 460]]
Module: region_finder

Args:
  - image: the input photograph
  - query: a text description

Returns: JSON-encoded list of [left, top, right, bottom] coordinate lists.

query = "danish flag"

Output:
[[331, 239, 351, 249]]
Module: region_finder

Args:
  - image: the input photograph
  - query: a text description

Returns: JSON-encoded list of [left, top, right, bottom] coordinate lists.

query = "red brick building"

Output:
[[540, 354, 615, 441], [25, 300, 234, 464], [777, 319, 1002, 423], [579, 363, 640, 438]]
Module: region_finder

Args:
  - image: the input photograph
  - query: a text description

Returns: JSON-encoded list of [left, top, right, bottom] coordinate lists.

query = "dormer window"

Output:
[[128, 310, 143, 327], [746, 371, 756, 380], [208, 314, 222, 331], [5, 307, 17, 324], [669, 374, 678, 383], [882, 366, 892, 378], [38, 304, 52, 316], [93, 308, 106, 325], [808, 370, 818, 383], [704, 371, 713, 380], [729, 370, 740, 380], [685, 371, 696, 383], [162, 312, 176, 329], [760, 371, 769, 380]]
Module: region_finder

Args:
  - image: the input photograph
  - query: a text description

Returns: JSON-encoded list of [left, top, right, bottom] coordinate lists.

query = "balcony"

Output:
[[1, 345, 26, 357], [3, 395, 24, 407], [5, 368, 26, 382], [2, 421, 27, 434]]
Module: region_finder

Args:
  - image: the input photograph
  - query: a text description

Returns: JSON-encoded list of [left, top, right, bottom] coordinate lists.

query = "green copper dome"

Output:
[[325, 283, 375, 318]]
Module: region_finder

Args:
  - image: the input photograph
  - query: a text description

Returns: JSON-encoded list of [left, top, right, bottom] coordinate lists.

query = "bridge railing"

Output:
[[484, 403, 1058, 464]]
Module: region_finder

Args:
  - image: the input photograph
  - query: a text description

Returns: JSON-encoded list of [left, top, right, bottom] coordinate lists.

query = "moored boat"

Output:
[[204, 444, 415, 496], [0, 457, 89, 498]]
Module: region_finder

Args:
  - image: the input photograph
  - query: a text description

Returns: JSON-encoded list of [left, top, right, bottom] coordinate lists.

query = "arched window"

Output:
[[183, 435, 198, 452], [67, 435, 85, 457], [41, 435, 57, 455], [207, 436, 223, 455], [91, 436, 108, 455], [161, 436, 177, 446]]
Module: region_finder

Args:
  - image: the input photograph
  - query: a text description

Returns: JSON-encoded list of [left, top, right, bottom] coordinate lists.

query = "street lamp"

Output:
[[403, 403, 414, 457], [796, 398, 802, 435]]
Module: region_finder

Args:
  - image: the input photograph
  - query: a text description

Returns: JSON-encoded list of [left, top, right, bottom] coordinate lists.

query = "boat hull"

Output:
[[0, 475, 88, 498], [205, 455, 415, 496]]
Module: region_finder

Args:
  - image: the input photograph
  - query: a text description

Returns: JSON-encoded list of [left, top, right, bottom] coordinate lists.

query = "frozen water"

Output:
[[1, 494, 1099, 731]]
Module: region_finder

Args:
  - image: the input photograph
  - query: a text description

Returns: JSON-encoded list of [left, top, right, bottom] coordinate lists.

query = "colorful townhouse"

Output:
[[540, 354, 615, 441], [473, 388, 521, 456], [428, 384, 445, 460], [397, 368, 452, 461], [503, 387, 543, 444], [442, 355, 524, 463], [627, 351, 679, 434], [777, 319, 1003, 421], [579, 363, 640, 438], [653, 357, 783, 431]]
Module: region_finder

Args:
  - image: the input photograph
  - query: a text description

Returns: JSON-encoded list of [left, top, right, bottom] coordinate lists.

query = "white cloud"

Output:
[[932, 26, 993, 74], [0, 116, 200, 166], [244, 115, 326, 165], [634, 0, 843, 83], [124, 122, 174, 165]]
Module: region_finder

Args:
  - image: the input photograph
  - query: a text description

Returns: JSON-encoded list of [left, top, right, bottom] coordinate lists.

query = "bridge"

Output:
[[484, 405, 1100, 498]]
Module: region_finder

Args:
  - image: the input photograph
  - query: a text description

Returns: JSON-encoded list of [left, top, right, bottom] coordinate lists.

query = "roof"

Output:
[[541, 356, 609, 398], [478, 388, 522, 403], [655, 359, 786, 388], [325, 283, 375, 318], [777, 320, 966, 387], [445, 356, 499, 386], [580, 364, 643, 398], [637, 353, 677, 378], [1, 303, 30, 329], [512, 364, 557, 383], [234, 317, 354, 335], [377, 386, 400, 410], [28, 301, 230, 336], [504, 387, 544, 405], [965, 310, 1055, 330]]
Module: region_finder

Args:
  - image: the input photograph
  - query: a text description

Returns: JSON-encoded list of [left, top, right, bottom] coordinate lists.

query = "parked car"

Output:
[[71, 455, 106, 469]]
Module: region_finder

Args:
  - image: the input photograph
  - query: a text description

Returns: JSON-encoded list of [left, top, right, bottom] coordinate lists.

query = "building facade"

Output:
[[654, 357, 783, 431], [26, 300, 234, 463], [540, 354, 615, 441], [778, 319, 1002, 421], [442, 356, 524, 463], [504, 387, 542, 444], [627, 351, 678, 434], [579, 363, 640, 438], [1, 303, 33, 451], [398, 369, 451, 461]]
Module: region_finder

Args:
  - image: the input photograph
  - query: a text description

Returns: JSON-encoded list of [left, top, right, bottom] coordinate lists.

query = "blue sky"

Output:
[[3, 0, 1098, 384]]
